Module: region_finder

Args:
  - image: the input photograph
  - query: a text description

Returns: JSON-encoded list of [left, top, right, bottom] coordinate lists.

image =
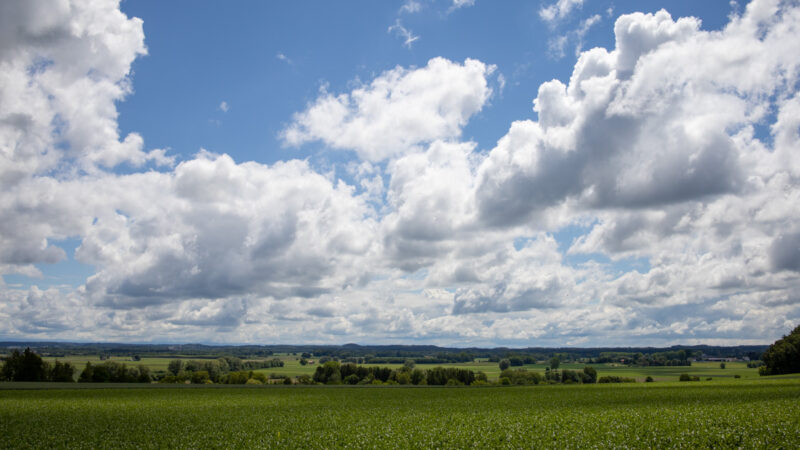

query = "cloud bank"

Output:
[[1, 0, 799, 346]]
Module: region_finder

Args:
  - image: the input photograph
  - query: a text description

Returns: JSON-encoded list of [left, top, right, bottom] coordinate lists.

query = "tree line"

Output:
[[0, 348, 76, 382]]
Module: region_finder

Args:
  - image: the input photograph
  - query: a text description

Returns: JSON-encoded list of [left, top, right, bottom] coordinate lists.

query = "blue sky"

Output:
[[1, 0, 799, 346]]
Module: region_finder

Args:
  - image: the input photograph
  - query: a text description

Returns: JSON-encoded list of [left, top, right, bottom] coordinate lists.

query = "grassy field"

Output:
[[43, 354, 762, 382], [0, 379, 798, 448]]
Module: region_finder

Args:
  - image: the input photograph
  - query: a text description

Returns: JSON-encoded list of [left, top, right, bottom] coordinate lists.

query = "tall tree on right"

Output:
[[760, 325, 800, 375]]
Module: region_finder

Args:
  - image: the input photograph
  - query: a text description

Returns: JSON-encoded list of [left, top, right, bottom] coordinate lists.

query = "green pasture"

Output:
[[0, 379, 797, 448], [258, 359, 761, 382], [42, 354, 763, 382]]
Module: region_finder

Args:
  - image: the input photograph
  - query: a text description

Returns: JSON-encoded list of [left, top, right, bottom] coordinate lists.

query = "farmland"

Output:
[[40, 354, 764, 382], [1, 379, 798, 448]]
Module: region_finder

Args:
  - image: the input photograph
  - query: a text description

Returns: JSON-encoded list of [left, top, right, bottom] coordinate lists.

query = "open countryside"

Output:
[[2, 0, 800, 447], [3, 329, 800, 448]]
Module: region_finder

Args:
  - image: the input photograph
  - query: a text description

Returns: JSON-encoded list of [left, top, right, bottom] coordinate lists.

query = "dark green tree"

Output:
[[167, 359, 184, 376], [49, 360, 76, 382], [1, 348, 49, 381], [549, 356, 560, 370], [760, 324, 800, 375], [499, 359, 511, 370], [582, 366, 597, 383]]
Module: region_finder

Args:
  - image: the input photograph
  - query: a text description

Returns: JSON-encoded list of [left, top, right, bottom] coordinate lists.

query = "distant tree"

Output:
[[760, 324, 800, 376], [301, 352, 312, 358], [191, 370, 210, 384], [403, 359, 416, 369], [508, 357, 523, 367], [645, 376, 654, 382], [49, 360, 76, 382], [313, 361, 341, 384], [582, 366, 597, 384], [720, 362, 726, 369], [549, 357, 560, 370], [499, 359, 511, 371], [410, 368, 426, 385], [1, 348, 49, 381], [299, 358, 308, 366], [167, 359, 184, 376], [395, 372, 411, 385], [78, 362, 94, 382]]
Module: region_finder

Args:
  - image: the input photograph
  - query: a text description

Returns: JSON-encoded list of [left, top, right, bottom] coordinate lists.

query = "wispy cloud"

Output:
[[540, 0, 584, 24], [388, 19, 420, 49], [399, 0, 422, 14], [276, 52, 292, 65], [547, 13, 602, 60], [450, 0, 476, 11], [218, 101, 229, 113]]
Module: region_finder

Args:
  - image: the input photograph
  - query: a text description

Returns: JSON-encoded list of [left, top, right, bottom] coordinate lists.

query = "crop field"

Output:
[[1, 379, 798, 448]]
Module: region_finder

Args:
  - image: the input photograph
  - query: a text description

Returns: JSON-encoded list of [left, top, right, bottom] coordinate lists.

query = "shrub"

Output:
[[598, 376, 635, 383], [734, 374, 741, 378], [679, 374, 691, 382], [645, 376, 654, 382], [500, 377, 511, 385]]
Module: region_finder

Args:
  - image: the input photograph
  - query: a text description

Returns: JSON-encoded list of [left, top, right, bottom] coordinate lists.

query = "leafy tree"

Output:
[[582, 366, 597, 384], [299, 358, 308, 366], [78, 362, 94, 382], [1, 348, 49, 381], [191, 371, 210, 384], [313, 361, 342, 384], [410, 368, 426, 385], [549, 356, 560, 370], [720, 362, 726, 369], [395, 372, 411, 385], [760, 324, 800, 375], [499, 359, 511, 371], [167, 359, 184, 376], [49, 360, 76, 382]]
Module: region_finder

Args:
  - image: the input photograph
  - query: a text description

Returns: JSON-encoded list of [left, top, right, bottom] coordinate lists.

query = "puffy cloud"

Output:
[[0, 0, 170, 188], [2, 0, 799, 346], [282, 57, 496, 161], [477, 2, 800, 225], [452, 235, 580, 314], [540, 0, 584, 23], [77, 153, 378, 308]]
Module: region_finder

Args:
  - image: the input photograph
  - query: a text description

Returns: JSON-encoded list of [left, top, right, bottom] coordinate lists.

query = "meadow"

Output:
[[0, 379, 798, 448], [43, 353, 762, 382]]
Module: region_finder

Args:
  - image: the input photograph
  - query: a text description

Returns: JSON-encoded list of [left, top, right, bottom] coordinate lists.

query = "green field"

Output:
[[1, 379, 798, 448], [42, 354, 763, 382]]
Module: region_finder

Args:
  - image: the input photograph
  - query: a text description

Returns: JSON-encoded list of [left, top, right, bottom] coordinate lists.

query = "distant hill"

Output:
[[0, 341, 767, 362]]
